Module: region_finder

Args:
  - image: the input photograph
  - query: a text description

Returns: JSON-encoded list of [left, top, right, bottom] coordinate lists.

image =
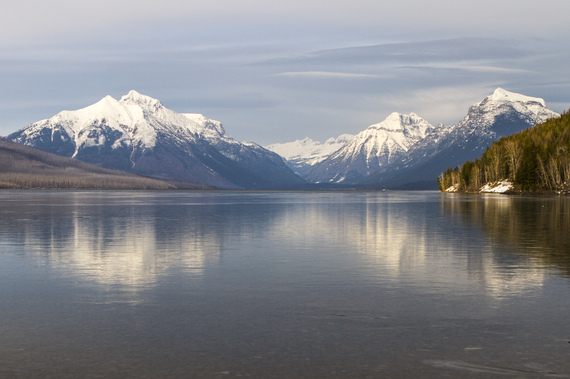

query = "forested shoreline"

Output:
[[438, 110, 570, 194]]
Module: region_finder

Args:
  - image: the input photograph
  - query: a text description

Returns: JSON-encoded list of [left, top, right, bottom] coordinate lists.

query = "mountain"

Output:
[[302, 112, 434, 183], [8, 91, 304, 189], [265, 134, 353, 175], [438, 109, 570, 193], [358, 88, 560, 189], [0, 137, 211, 190]]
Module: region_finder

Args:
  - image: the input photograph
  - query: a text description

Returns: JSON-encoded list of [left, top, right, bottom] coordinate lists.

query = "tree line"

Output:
[[0, 138, 211, 190], [438, 110, 570, 192]]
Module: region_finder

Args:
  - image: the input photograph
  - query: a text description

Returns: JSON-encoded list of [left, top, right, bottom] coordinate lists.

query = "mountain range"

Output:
[[267, 88, 559, 189], [7, 88, 560, 190]]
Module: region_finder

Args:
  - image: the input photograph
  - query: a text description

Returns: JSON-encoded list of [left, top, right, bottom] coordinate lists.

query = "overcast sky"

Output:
[[1, 0, 569, 144]]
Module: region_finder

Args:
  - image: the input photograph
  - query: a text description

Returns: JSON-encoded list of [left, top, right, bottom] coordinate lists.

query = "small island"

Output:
[[438, 110, 570, 194]]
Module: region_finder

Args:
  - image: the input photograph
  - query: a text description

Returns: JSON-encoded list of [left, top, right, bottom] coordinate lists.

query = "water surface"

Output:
[[0, 191, 569, 378]]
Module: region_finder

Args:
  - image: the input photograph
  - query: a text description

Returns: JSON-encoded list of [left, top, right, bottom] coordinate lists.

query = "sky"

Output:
[[1, 0, 570, 145]]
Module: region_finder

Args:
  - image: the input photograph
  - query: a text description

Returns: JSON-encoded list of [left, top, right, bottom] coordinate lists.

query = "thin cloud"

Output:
[[273, 71, 387, 79], [400, 64, 533, 74]]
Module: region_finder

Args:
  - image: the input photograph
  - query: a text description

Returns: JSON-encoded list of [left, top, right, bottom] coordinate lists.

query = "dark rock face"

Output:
[[10, 126, 76, 157]]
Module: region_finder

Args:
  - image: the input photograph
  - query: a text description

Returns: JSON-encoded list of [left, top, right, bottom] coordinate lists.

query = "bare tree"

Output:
[[504, 140, 523, 181]]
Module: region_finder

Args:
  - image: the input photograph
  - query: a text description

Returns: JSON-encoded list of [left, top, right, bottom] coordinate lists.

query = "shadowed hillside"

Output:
[[438, 110, 569, 193], [0, 138, 213, 190]]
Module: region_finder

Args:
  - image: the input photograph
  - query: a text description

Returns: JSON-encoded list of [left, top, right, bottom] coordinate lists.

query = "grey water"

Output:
[[0, 190, 569, 378]]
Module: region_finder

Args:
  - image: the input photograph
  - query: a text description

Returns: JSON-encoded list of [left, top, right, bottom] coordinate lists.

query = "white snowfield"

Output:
[[445, 180, 514, 193], [479, 180, 515, 193], [19, 90, 232, 158], [335, 112, 433, 163]]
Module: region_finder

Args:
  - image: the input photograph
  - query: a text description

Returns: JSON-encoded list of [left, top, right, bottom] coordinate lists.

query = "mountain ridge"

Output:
[[358, 88, 559, 189], [9, 91, 305, 189], [293, 112, 434, 183], [267, 88, 559, 189], [7, 88, 560, 190]]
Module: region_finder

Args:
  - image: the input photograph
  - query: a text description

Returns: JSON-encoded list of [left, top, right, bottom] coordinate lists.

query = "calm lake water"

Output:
[[0, 190, 569, 378]]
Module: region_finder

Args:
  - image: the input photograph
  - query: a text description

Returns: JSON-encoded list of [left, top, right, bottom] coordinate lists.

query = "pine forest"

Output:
[[438, 110, 570, 193]]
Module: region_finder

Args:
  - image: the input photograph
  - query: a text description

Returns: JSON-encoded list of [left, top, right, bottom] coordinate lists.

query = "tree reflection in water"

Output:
[[441, 194, 570, 277]]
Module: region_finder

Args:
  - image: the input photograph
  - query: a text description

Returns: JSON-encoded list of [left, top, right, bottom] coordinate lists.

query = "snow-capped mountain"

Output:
[[302, 112, 434, 183], [359, 88, 560, 189], [8, 91, 304, 189], [265, 134, 353, 175]]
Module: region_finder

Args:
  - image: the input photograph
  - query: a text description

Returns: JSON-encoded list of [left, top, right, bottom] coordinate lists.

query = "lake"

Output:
[[0, 190, 569, 378]]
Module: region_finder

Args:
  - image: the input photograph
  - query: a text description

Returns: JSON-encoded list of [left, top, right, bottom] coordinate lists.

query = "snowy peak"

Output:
[[369, 112, 427, 132], [71, 95, 124, 119], [302, 113, 434, 183], [8, 91, 304, 189], [367, 112, 433, 140], [486, 87, 546, 107], [460, 88, 558, 137], [119, 90, 164, 110], [369, 112, 405, 131], [363, 112, 433, 144]]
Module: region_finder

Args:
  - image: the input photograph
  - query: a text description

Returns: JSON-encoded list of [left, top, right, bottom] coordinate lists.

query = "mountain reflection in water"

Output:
[[0, 191, 569, 378]]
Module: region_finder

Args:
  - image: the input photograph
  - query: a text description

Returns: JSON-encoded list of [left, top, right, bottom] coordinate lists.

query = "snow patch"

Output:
[[445, 184, 459, 192], [479, 180, 514, 193]]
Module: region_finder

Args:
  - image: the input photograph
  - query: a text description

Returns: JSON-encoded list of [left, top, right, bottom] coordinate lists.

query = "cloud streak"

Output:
[[400, 64, 533, 74], [273, 71, 388, 79]]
